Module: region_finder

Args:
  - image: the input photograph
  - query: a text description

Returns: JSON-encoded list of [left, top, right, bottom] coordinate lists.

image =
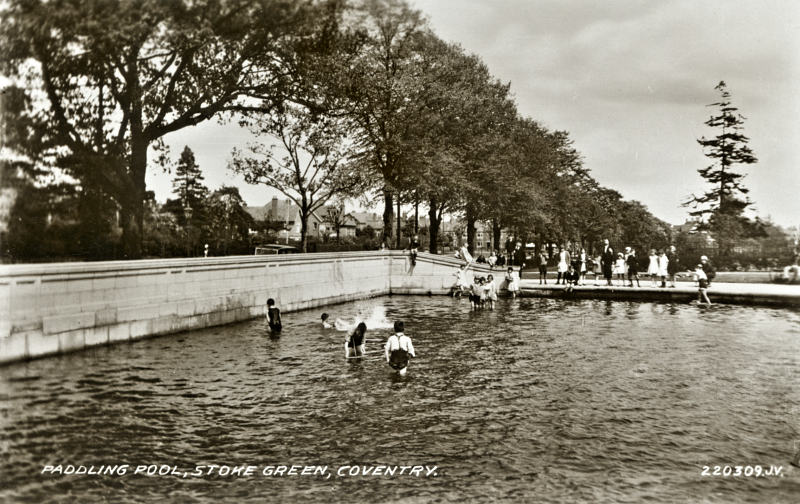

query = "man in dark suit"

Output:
[[601, 238, 614, 286], [513, 242, 527, 278]]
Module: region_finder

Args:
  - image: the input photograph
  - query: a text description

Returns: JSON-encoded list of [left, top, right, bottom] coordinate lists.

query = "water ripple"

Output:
[[1, 296, 798, 502]]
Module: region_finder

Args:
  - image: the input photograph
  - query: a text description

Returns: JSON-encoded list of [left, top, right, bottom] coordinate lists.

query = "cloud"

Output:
[[413, 0, 800, 225]]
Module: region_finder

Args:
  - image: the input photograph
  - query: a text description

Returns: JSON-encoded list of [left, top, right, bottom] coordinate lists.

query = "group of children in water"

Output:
[[453, 264, 521, 310], [268, 303, 416, 374]]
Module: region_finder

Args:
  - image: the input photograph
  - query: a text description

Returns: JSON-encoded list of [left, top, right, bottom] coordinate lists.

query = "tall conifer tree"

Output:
[[686, 81, 758, 258]]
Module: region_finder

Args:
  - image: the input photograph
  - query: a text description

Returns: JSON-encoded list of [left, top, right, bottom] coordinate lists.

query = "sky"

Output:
[[150, 0, 800, 227]]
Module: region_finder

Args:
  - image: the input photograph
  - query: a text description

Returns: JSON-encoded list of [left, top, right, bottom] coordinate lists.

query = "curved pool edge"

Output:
[[2, 251, 798, 366]]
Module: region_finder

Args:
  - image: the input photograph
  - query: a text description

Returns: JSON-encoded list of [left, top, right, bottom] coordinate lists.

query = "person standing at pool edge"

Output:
[[267, 298, 282, 333], [385, 321, 415, 375], [601, 239, 615, 286]]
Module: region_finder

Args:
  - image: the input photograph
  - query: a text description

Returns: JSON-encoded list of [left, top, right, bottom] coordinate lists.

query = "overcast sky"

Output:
[[151, 0, 800, 227]]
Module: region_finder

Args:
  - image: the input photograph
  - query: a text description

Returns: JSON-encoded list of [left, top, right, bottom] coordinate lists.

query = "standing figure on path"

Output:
[[556, 246, 570, 285], [626, 249, 641, 287], [693, 264, 712, 304], [658, 249, 669, 288], [614, 253, 627, 286], [667, 245, 680, 288], [345, 322, 367, 358], [601, 239, 615, 286], [408, 234, 420, 266], [647, 249, 659, 286], [592, 254, 602, 285], [578, 248, 588, 285], [513, 242, 527, 277], [385, 321, 415, 375], [538, 250, 548, 284], [505, 238, 515, 265], [267, 298, 282, 333]]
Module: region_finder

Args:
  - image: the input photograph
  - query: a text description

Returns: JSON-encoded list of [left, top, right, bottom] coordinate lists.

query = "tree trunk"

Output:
[[120, 202, 144, 260], [414, 200, 419, 234], [299, 209, 309, 253], [466, 208, 476, 256], [428, 198, 439, 255], [396, 198, 402, 248], [382, 188, 393, 247], [120, 140, 147, 259], [492, 219, 501, 251]]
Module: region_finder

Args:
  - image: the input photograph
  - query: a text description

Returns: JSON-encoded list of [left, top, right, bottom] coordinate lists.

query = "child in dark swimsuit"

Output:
[[267, 298, 282, 333], [345, 322, 367, 358]]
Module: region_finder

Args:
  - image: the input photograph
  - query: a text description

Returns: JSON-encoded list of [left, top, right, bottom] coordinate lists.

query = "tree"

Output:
[[204, 186, 254, 255], [685, 81, 759, 260], [165, 146, 209, 256], [229, 103, 364, 252], [0, 0, 321, 258], [1, 85, 120, 261], [173, 146, 208, 211], [322, 200, 346, 243], [336, 0, 430, 246]]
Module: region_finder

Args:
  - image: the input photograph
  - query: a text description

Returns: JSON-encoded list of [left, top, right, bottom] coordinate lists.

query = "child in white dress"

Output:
[[614, 253, 627, 286], [657, 250, 669, 288], [647, 250, 659, 286]]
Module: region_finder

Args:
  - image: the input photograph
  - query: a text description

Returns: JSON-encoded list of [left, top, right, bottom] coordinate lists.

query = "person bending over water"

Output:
[[345, 322, 367, 358], [321, 313, 333, 329], [267, 298, 282, 333], [385, 321, 415, 375]]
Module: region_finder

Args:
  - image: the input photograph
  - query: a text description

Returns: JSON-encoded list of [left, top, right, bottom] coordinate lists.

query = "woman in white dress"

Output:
[[657, 250, 669, 288], [647, 249, 659, 286]]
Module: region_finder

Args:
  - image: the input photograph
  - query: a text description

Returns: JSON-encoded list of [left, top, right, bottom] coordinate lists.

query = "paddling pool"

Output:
[[1, 296, 798, 502]]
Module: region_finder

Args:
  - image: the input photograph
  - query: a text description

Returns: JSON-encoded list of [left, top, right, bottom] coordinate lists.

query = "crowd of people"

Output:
[[546, 241, 685, 288], [453, 238, 717, 305]]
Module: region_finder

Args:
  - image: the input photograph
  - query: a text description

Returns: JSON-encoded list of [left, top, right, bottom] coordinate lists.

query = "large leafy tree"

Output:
[[335, 0, 430, 246], [685, 81, 759, 258], [229, 103, 365, 252], [0, 0, 319, 258]]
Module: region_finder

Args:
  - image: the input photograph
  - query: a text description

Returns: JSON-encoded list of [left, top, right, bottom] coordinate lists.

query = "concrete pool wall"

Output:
[[0, 251, 481, 365]]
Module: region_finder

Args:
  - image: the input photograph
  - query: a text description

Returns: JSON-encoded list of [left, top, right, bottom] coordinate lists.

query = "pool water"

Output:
[[1, 296, 799, 503]]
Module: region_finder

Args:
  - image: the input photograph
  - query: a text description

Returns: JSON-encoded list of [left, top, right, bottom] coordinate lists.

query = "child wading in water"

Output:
[[505, 267, 519, 299], [469, 277, 483, 310], [345, 322, 367, 358], [694, 264, 712, 305], [385, 321, 415, 375], [484, 274, 498, 310], [321, 313, 333, 329], [267, 298, 282, 333]]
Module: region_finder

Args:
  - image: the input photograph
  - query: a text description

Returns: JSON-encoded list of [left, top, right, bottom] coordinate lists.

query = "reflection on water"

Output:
[[1, 296, 799, 503]]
